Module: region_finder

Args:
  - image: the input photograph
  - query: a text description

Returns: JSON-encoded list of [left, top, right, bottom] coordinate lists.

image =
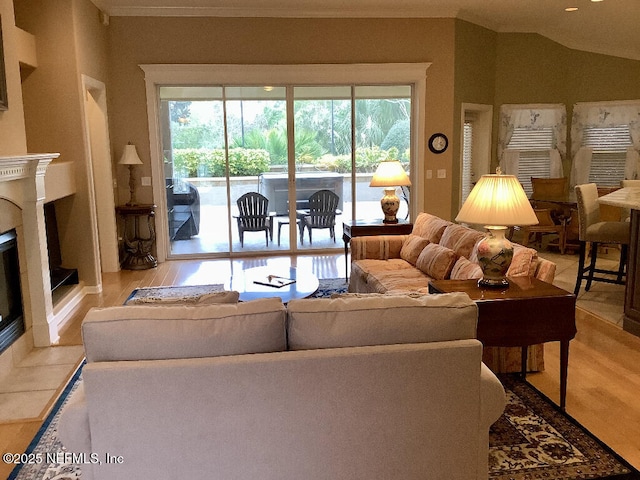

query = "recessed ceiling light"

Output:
[[591, 0, 604, 2], [565, 6, 579, 11]]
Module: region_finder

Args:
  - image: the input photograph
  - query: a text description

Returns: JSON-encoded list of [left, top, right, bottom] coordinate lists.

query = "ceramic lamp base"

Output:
[[380, 187, 400, 223], [475, 226, 513, 288]]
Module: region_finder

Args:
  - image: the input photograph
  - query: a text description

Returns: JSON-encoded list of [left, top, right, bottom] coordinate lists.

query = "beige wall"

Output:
[[107, 16, 458, 219], [14, 0, 109, 286], [0, 0, 27, 155], [453, 20, 497, 214]]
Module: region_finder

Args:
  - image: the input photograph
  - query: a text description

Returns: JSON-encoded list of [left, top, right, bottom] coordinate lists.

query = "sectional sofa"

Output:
[[59, 293, 505, 480], [348, 212, 557, 372]]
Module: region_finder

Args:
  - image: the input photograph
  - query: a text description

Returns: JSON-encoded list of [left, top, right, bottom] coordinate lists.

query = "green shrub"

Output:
[[172, 148, 270, 177]]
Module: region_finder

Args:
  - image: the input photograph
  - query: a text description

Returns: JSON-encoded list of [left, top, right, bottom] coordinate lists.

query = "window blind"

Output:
[[507, 127, 554, 196], [462, 121, 473, 202], [583, 125, 631, 187]]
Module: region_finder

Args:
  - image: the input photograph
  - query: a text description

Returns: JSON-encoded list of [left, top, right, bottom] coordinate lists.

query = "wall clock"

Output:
[[428, 133, 448, 154]]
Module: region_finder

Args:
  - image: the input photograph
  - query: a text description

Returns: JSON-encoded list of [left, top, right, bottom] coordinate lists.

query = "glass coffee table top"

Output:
[[225, 266, 319, 303]]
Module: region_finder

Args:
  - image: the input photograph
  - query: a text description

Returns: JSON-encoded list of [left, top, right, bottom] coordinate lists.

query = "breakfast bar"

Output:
[[598, 187, 640, 336]]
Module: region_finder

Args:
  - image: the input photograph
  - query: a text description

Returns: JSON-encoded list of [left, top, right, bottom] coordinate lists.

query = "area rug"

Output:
[[125, 277, 349, 304], [490, 375, 640, 479]]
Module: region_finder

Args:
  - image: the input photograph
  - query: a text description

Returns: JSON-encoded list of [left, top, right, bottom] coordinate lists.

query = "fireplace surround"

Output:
[[0, 153, 61, 350]]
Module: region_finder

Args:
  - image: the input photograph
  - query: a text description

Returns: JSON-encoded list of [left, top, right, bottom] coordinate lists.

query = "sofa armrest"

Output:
[[350, 235, 409, 261], [58, 382, 92, 454], [479, 363, 506, 428], [534, 256, 557, 283]]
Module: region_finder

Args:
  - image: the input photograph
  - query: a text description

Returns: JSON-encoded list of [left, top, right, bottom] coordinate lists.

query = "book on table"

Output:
[[253, 275, 296, 288]]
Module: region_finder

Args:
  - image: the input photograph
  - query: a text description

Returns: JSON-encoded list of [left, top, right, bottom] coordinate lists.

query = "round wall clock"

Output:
[[428, 133, 448, 154]]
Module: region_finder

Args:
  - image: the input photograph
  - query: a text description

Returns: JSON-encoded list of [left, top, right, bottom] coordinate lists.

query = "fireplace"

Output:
[[0, 229, 24, 354]]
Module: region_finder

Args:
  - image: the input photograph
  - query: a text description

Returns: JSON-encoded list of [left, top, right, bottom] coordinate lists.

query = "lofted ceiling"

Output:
[[91, 0, 640, 62]]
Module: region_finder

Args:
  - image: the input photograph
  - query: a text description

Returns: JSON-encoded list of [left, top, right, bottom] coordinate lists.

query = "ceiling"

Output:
[[92, 0, 640, 62]]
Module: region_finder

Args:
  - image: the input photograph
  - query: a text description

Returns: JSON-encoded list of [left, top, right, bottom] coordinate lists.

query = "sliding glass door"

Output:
[[144, 64, 427, 261]]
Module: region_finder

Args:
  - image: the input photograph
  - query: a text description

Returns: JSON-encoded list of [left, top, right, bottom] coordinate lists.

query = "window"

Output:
[[461, 120, 473, 203], [506, 127, 555, 196], [583, 125, 632, 187]]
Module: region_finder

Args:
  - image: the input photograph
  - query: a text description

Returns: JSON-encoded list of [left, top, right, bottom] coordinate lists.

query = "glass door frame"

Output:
[[142, 63, 429, 262]]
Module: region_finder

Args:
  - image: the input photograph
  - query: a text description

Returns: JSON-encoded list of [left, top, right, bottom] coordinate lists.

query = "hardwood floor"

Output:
[[1, 252, 640, 480]]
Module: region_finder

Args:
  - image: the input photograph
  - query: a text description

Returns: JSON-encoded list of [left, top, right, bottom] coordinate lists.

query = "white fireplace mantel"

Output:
[[0, 153, 61, 346]]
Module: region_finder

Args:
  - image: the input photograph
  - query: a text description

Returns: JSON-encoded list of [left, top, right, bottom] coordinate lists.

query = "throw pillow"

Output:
[[399, 234, 430, 266], [415, 243, 457, 280], [439, 224, 485, 259], [411, 213, 452, 243], [507, 244, 539, 277], [450, 257, 483, 280]]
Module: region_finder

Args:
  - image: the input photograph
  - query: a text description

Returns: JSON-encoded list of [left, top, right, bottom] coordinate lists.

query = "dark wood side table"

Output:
[[342, 219, 413, 280], [428, 276, 576, 410], [116, 204, 158, 270]]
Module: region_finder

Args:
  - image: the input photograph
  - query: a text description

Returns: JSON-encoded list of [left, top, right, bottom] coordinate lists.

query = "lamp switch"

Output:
[[437, 169, 446, 179], [141, 177, 152, 186], [426, 169, 433, 179]]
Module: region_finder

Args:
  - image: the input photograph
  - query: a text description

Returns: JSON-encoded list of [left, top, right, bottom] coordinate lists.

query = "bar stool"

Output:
[[574, 183, 629, 295]]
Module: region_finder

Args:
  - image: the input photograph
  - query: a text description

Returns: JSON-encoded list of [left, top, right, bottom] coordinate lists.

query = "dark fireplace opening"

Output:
[[0, 229, 24, 355], [44, 202, 78, 292]]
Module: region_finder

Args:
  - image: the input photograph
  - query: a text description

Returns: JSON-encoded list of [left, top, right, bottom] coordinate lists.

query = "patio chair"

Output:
[[300, 190, 340, 245], [235, 192, 272, 247]]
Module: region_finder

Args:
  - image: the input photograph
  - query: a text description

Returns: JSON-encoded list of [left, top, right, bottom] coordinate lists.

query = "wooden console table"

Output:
[[428, 276, 576, 410], [116, 204, 157, 270], [342, 219, 413, 280]]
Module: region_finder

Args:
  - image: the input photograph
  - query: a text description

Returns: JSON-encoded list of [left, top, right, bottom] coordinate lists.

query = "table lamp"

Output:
[[455, 168, 538, 288], [119, 143, 144, 206], [369, 160, 411, 223]]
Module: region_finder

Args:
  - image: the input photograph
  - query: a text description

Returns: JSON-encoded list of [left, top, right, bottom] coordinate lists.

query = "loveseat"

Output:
[[59, 293, 505, 480], [348, 212, 557, 372]]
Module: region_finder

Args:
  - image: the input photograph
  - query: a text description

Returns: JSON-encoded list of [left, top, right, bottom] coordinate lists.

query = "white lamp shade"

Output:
[[369, 160, 411, 187], [119, 144, 143, 165], [455, 173, 538, 227]]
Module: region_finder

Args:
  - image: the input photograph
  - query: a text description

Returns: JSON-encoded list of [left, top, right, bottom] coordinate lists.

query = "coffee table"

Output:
[[225, 266, 319, 303]]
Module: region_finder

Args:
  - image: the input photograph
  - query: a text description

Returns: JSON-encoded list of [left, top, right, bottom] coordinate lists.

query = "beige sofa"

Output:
[[59, 294, 505, 480], [348, 212, 557, 372]]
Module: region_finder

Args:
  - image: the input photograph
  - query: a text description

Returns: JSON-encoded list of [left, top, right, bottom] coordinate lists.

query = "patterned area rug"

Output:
[[125, 278, 349, 304], [490, 375, 640, 479]]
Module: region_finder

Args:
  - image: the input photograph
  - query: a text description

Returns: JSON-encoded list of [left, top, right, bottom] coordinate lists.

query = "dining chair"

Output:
[[236, 192, 272, 247], [573, 183, 629, 295], [522, 209, 566, 254], [300, 190, 340, 245], [530, 177, 568, 200]]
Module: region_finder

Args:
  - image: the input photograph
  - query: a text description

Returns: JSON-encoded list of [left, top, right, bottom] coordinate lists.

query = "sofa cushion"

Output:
[[411, 213, 452, 243], [82, 297, 286, 362], [400, 234, 430, 265], [450, 257, 483, 280], [287, 292, 478, 350], [415, 243, 458, 280], [366, 268, 432, 293], [439, 224, 485, 259]]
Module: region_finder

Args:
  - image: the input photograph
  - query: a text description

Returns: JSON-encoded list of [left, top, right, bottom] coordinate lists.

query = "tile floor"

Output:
[[0, 345, 84, 422]]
